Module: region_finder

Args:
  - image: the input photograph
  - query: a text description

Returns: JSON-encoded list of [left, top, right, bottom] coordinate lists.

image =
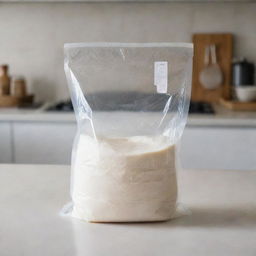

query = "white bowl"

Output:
[[235, 86, 256, 102]]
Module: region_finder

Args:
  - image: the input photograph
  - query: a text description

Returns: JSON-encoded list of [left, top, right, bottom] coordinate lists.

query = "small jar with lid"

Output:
[[12, 76, 27, 97]]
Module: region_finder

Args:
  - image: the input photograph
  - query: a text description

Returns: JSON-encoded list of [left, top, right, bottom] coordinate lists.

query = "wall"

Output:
[[0, 2, 255, 102]]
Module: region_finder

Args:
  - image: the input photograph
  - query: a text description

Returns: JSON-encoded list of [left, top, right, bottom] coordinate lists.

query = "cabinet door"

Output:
[[0, 122, 12, 163], [180, 127, 256, 170], [13, 122, 76, 164]]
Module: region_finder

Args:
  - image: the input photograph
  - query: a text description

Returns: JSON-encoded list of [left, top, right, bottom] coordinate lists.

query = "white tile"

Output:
[[0, 3, 254, 101]]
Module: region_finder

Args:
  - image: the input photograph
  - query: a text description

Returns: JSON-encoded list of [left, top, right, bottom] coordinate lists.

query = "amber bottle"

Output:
[[0, 65, 10, 95]]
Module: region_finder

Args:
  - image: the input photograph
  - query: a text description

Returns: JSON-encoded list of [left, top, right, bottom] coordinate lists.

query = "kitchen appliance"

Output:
[[232, 58, 255, 86], [189, 101, 215, 114], [47, 98, 215, 114], [219, 58, 256, 109], [47, 100, 74, 112]]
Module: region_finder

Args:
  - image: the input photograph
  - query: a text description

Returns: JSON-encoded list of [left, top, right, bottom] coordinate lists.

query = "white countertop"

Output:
[[0, 104, 256, 127], [0, 164, 256, 256]]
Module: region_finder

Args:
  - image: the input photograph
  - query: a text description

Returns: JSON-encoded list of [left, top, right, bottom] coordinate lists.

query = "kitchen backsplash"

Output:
[[0, 2, 255, 102]]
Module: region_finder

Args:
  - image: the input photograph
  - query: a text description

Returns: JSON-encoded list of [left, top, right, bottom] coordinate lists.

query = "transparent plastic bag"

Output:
[[64, 43, 193, 222]]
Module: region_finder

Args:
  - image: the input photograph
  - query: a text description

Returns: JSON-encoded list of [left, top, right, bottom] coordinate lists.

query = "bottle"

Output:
[[0, 65, 11, 95]]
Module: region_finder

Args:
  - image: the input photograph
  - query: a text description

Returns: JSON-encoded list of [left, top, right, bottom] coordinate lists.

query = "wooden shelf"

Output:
[[0, 95, 34, 108], [220, 98, 256, 111]]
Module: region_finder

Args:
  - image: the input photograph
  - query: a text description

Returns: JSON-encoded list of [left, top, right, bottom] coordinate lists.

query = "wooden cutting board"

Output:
[[192, 33, 233, 102]]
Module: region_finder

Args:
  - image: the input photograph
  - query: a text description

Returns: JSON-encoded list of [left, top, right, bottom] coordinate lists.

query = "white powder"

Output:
[[71, 135, 177, 222]]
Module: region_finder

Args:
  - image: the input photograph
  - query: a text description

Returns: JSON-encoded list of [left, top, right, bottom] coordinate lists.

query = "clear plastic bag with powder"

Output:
[[64, 43, 193, 222]]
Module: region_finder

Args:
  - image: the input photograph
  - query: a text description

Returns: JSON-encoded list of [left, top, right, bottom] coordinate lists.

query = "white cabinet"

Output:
[[5, 120, 256, 170], [180, 127, 256, 170], [13, 122, 76, 164], [0, 122, 12, 163]]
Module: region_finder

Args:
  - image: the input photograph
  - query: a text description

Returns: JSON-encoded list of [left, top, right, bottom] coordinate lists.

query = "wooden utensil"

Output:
[[192, 33, 233, 102], [199, 44, 223, 90]]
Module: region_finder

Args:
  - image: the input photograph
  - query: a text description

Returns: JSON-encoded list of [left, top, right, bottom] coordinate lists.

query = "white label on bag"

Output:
[[154, 61, 168, 93]]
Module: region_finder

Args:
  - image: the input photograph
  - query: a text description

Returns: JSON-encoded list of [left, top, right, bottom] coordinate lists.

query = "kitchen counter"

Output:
[[0, 164, 256, 256], [0, 104, 256, 127]]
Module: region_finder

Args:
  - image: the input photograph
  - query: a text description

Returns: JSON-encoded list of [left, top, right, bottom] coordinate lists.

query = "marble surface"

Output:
[[0, 104, 256, 127], [0, 164, 256, 256]]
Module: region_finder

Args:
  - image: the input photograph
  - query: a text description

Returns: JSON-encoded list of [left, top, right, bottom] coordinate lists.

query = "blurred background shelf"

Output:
[[220, 98, 256, 111], [0, 95, 34, 108]]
